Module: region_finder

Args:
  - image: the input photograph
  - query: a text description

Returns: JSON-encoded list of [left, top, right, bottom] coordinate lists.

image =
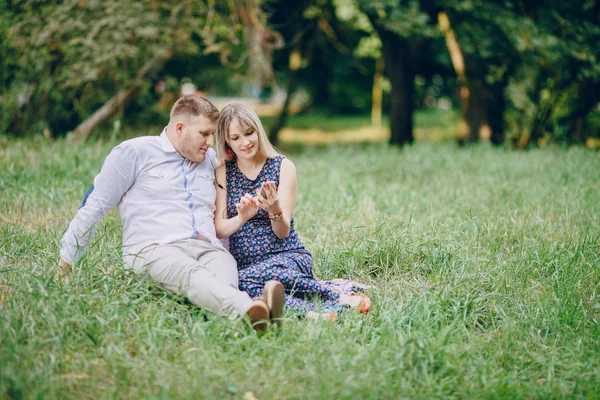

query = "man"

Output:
[[58, 94, 284, 332]]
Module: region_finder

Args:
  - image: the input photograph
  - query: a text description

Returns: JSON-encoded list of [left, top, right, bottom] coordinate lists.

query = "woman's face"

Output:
[[228, 120, 259, 161]]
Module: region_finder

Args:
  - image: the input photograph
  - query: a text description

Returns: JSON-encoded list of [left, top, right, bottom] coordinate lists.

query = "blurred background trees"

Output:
[[1, 0, 262, 137], [1, 0, 598, 147]]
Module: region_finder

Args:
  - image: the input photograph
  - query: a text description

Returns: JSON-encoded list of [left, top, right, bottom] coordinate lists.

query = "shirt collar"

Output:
[[159, 127, 179, 154]]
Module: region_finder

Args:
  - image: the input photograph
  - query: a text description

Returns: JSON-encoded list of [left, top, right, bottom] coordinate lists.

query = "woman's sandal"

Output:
[[357, 294, 371, 313]]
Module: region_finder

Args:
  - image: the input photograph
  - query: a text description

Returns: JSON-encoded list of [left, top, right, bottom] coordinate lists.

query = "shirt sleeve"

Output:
[[60, 143, 139, 264]]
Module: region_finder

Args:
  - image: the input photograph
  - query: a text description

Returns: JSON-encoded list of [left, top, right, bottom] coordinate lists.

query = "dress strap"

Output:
[[225, 159, 237, 183], [264, 155, 284, 182]]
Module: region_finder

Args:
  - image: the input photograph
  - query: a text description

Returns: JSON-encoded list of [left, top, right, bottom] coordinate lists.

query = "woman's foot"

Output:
[[339, 294, 371, 313], [243, 299, 270, 332], [263, 280, 285, 326]]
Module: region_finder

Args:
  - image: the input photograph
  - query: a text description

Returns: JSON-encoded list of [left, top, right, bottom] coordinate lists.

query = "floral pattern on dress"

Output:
[[226, 155, 341, 313]]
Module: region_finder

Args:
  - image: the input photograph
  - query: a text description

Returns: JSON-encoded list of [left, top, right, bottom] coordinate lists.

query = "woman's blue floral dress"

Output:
[[226, 155, 341, 313]]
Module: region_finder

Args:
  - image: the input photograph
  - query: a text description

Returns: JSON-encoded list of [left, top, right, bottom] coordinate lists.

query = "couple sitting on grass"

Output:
[[58, 94, 370, 332]]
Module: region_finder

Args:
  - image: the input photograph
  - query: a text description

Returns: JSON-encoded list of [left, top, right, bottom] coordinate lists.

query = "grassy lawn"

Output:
[[261, 108, 459, 143], [1, 134, 599, 398], [260, 108, 456, 132]]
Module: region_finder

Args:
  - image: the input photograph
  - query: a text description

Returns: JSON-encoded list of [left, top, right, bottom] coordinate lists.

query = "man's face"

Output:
[[174, 115, 216, 163]]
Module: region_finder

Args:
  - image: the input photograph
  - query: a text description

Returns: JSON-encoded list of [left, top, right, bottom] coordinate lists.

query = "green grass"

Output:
[[1, 134, 600, 399], [261, 107, 458, 134], [260, 112, 374, 132]]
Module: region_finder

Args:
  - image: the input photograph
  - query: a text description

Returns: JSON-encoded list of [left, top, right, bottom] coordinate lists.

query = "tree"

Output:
[[435, 1, 524, 145], [357, 0, 437, 146], [266, 0, 313, 145], [514, 0, 600, 146], [334, 0, 384, 127], [1, 0, 264, 138], [266, 0, 375, 145]]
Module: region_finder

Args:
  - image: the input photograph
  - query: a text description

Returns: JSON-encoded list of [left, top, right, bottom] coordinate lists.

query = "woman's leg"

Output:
[[238, 268, 339, 313], [238, 259, 342, 309], [237, 265, 265, 299]]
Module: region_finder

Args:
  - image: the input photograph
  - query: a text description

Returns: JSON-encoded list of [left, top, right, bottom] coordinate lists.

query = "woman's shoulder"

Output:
[[279, 157, 296, 181], [214, 158, 227, 178], [215, 158, 226, 168], [280, 156, 295, 170]]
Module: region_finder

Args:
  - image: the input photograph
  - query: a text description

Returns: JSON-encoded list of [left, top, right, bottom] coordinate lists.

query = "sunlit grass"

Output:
[[1, 134, 599, 398], [263, 108, 460, 144]]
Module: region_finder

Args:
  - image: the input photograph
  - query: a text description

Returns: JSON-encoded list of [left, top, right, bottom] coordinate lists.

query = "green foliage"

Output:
[[440, 0, 521, 83], [2, 138, 600, 397], [507, 0, 600, 143], [334, 0, 381, 59], [0, 0, 255, 137], [357, 0, 437, 40], [2, 0, 598, 143]]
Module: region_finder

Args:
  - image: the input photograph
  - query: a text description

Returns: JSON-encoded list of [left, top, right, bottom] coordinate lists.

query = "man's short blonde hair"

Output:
[[170, 94, 219, 122]]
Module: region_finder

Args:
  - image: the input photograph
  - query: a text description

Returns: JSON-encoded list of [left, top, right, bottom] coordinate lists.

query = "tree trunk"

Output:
[[567, 80, 599, 144], [526, 87, 565, 147], [522, 72, 575, 148], [459, 82, 487, 143], [462, 81, 509, 145], [311, 40, 333, 109], [71, 49, 172, 140], [377, 28, 414, 146], [267, 0, 311, 146], [457, 80, 508, 145], [439, 11, 476, 144], [438, 12, 466, 82], [371, 57, 384, 128], [488, 81, 507, 145], [527, 102, 552, 147], [439, 11, 508, 145], [268, 46, 302, 145]]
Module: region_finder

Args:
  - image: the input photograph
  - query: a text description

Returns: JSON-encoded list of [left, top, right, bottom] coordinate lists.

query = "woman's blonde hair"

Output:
[[216, 103, 279, 161]]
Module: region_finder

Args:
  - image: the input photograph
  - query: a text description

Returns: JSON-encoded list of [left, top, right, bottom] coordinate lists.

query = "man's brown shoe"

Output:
[[263, 280, 285, 326], [244, 299, 269, 332]]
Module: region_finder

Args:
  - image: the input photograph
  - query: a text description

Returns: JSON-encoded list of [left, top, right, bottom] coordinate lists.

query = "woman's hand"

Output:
[[235, 193, 259, 222], [255, 182, 282, 216]]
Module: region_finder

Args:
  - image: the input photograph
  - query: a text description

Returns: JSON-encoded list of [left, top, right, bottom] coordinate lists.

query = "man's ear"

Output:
[[175, 121, 184, 134]]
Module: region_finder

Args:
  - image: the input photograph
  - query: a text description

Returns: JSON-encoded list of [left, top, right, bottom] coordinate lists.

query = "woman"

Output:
[[214, 103, 369, 317]]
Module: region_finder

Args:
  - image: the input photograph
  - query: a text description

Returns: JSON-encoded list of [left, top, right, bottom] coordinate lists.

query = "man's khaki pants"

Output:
[[131, 239, 252, 315]]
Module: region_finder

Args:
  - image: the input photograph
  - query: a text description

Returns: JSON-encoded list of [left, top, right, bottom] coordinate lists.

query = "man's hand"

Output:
[[235, 193, 259, 223], [56, 259, 72, 284]]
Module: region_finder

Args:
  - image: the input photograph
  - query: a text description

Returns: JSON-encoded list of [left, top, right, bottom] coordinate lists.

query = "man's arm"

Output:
[[58, 143, 138, 280]]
